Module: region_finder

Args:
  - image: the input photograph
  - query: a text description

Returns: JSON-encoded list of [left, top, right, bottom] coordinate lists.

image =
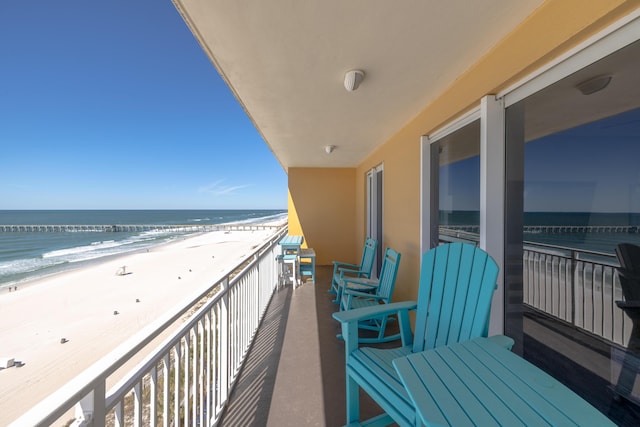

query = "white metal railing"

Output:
[[439, 227, 632, 347], [12, 226, 288, 427], [523, 242, 631, 347]]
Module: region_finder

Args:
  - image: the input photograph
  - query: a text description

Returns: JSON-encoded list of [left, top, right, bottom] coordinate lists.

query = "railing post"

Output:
[[570, 249, 578, 326], [150, 365, 158, 427], [219, 277, 230, 413], [73, 383, 105, 426], [250, 254, 262, 322], [173, 342, 181, 427]]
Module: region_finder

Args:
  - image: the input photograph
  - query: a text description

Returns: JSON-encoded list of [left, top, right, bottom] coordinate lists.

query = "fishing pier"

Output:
[[441, 225, 640, 234], [0, 224, 282, 233]]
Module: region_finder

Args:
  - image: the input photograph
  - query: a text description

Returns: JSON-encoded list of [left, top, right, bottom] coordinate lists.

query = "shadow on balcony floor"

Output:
[[220, 266, 395, 427], [220, 264, 640, 426], [523, 309, 640, 426]]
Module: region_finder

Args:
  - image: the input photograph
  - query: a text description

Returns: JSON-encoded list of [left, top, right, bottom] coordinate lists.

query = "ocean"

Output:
[[4, 209, 639, 288], [440, 211, 640, 255], [0, 210, 287, 289]]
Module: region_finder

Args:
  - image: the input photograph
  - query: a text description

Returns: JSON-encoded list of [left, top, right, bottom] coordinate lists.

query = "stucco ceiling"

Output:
[[431, 38, 640, 166], [173, 0, 544, 171], [524, 39, 640, 142]]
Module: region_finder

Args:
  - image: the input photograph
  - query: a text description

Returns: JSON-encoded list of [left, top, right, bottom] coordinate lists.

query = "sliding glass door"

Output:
[[504, 39, 640, 425], [367, 164, 383, 277]]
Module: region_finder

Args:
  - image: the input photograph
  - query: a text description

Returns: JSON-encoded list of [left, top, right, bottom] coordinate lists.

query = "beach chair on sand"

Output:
[[338, 247, 401, 343], [332, 243, 506, 426], [330, 237, 377, 304]]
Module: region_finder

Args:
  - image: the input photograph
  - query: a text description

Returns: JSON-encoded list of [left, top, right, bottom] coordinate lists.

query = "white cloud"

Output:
[[198, 180, 251, 196]]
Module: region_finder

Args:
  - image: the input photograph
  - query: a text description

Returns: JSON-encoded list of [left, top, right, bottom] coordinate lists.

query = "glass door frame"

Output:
[[497, 9, 640, 353], [421, 99, 506, 335], [367, 163, 384, 278]]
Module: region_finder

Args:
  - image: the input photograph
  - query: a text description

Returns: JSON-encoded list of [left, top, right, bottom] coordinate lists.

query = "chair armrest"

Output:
[[343, 288, 382, 300], [487, 335, 515, 351], [343, 277, 378, 289], [333, 261, 360, 269], [334, 301, 417, 350], [616, 301, 640, 308], [339, 267, 366, 277], [341, 290, 387, 311], [333, 300, 417, 324]]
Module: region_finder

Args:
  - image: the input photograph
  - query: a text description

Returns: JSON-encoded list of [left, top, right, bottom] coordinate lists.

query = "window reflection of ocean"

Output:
[[440, 211, 640, 254]]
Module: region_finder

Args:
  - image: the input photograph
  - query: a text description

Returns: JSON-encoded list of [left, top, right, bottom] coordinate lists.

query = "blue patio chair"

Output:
[[614, 243, 640, 400], [332, 242, 506, 426], [330, 237, 378, 304], [338, 247, 401, 343]]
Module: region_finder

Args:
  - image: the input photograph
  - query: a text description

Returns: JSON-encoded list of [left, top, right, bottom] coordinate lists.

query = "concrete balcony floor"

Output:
[[217, 263, 640, 426], [219, 266, 395, 427]]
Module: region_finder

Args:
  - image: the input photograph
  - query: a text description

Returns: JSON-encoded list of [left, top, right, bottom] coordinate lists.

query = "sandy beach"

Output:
[[0, 226, 282, 425]]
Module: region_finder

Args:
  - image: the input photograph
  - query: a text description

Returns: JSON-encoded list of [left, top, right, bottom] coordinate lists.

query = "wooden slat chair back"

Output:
[[616, 243, 640, 301], [412, 242, 498, 352], [332, 242, 500, 426], [330, 237, 378, 303], [374, 248, 400, 303], [339, 248, 401, 343], [359, 238, 378, 277], [614, 243, 640, 399]]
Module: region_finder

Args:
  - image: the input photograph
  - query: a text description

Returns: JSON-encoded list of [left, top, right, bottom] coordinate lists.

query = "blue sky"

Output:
[[0, 1, 287, 210], [439, 108, 640, 213], [524, 108, 640, 213]]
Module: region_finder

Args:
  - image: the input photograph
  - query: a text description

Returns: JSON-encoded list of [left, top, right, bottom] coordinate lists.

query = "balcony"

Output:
[[217, 265, 390, 426], [12, 232, 389, 426], [12, 234, 638, 426]]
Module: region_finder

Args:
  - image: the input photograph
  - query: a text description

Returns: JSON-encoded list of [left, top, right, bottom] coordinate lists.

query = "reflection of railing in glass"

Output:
[[438, 226, 480, 245], [523, 243, 630, 347], [439, 226, 632, 348]]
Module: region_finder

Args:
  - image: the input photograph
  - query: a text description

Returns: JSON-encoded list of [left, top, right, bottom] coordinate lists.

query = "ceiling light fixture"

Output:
[[325, 145, 337, 154], [344, 70, 365, 92], [575, 74, 612, 95]]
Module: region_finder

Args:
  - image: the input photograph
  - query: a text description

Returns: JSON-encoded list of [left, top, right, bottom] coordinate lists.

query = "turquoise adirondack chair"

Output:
[[332, 242, 507, 426], [338, 247, 402, 343], [330, 237, 378, 304]]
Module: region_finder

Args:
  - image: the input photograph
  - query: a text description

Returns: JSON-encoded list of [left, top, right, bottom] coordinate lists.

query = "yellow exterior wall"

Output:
[[284, 0, 639, 299], [354, 0, 639, 302], [356, 144, 422, 303], [287, 168, 357, 265]]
